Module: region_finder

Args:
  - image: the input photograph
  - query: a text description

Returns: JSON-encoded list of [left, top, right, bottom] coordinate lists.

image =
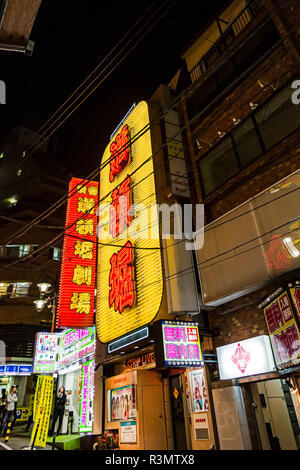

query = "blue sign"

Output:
[[5, 365, 18, 374], [19, 365, 32, 375], [0, 364, 33, 376]]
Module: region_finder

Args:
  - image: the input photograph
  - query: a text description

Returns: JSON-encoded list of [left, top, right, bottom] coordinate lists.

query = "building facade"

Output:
[[173, 0, 300, 450]]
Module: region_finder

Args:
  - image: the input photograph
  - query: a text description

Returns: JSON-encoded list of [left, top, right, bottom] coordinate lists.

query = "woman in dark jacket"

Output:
[[49, 386, 66, 436]]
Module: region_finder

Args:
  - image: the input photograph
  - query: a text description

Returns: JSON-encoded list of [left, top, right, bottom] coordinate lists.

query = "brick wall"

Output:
[[181, 41, 300, 220]]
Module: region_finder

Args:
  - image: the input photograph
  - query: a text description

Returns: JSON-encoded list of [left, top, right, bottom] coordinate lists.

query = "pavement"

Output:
[[0, 424, 57, 450]]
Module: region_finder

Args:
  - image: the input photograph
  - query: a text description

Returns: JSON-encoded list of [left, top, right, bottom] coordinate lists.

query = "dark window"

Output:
[[232, 117, 262, 166], [198, 136, 239, 194], [197, 80, 300, 195], [255, 84, 300, 150]]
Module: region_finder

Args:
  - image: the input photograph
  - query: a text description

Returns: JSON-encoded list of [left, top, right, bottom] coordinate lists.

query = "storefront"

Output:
[[0, 362, 34, 425], [102, 321, 216, 450], [32, 327, 96, 438], [215, 331, 300, 450]]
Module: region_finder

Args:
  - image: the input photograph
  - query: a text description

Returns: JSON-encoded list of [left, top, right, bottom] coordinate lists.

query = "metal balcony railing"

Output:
[[190, 0, 264, 83]]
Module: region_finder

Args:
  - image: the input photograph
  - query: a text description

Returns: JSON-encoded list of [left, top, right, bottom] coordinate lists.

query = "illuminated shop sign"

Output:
[[79, 359, 95, 433], [216, 335, 275, 380], [289, 282, 300, 324], [0, 364, 33, 376], [57, 178, 99, 328], [97, 101, 163, 343], [58, 327, 96, 370], [263, 291, 300, 369], [33, 328, 95, 374], [33, 333, 59, 374], [126, 352, 156, 370], [154, 321, 203, 368]]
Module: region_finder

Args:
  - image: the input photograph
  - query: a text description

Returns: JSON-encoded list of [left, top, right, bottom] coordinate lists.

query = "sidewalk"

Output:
[[1, 424, 57, 450]]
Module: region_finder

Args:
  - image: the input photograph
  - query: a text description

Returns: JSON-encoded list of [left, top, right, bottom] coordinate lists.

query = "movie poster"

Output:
[[111, 385, 136, 421], [189, 369, 209, 412]]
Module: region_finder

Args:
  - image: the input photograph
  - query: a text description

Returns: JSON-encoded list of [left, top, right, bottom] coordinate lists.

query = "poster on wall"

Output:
[[189, 369, 209, 412], [111, 385, 136, 421], [120, 421, 137, 444]]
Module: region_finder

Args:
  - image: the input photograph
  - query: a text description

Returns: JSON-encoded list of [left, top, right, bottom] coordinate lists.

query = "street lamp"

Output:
[[33, 282, 57, 332], [33, 298, 47, 312], [37, 282, 52, 295]]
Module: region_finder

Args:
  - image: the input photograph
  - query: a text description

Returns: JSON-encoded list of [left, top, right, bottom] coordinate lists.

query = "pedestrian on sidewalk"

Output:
[[0, 385, 18, 436], [10, 385, 18, 431], [0, 388, 7, 425], [49, 386, 66, 436]]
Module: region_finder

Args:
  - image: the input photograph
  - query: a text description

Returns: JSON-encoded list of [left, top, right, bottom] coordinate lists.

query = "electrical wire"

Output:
[[1, 53, 297, 248], [2, 0, 296, 176]]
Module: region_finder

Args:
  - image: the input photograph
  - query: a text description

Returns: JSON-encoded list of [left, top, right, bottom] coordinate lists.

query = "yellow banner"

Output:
[[31, 376, 53, 448], [33, 375, 43, 419]]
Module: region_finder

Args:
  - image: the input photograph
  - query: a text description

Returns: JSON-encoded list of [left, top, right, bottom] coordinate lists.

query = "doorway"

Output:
[[169, 374, 188, 450], [250, 379, 300, 450]]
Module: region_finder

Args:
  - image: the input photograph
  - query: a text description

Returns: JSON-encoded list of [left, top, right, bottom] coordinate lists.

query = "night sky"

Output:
[[1, 0, 228, 176]]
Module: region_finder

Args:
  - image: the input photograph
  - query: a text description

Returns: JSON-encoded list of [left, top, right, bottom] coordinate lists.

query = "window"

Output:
[[232, 117, 262, 166], [52, 247, 61, 261], [0, 245, 38, 258], [11, 282, 31, 298], [255, 83, 300, 150], [0, 282, 10, 296], [0, 281, 31, 298], [198, 136, 239, 194], [197, 80, 300, 195]]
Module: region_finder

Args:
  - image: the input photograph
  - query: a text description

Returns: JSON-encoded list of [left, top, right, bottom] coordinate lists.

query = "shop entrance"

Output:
[[169, 374, 188, 450], [249, 379, 300, 450]]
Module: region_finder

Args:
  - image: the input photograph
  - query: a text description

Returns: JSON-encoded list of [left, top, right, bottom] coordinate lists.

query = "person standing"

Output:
[[49, 386, 66, 436], [0, 385, 18, 436], [0, 388, 7, 424], [10, 385, 18, 431]]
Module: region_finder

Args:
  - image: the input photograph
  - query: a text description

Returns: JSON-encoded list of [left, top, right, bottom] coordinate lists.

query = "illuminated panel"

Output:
[[154, 321, 203, 368], [57, 178, 99, 328], [263, 291, 300, 369], [97, 101, 163, 343], [79, 359, 95, 433]]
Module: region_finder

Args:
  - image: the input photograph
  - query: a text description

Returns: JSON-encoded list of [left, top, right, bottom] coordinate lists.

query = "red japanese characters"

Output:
[[109, 176, 132, 238], [109, 124, 131, 183], [57, 178, 99, 328], [109, 241, 136, 314]]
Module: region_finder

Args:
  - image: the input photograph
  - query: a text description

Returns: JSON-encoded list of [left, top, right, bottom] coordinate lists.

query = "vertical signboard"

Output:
[[57, 178, 99, 328], [79, 359, 94, 433], [97, 101, 163, 343], [289, 283, 300, 324], [31, 375, 53, 448], [263, 291, 300, 369]]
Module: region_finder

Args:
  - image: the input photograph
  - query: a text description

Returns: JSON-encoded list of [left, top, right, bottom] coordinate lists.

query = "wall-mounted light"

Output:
[[33, 299, 47, 312], [218, 131, 225, 138], [37, 282, 52, 295], [250, 102, 258, 110], [233, 118, 241, 126]]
